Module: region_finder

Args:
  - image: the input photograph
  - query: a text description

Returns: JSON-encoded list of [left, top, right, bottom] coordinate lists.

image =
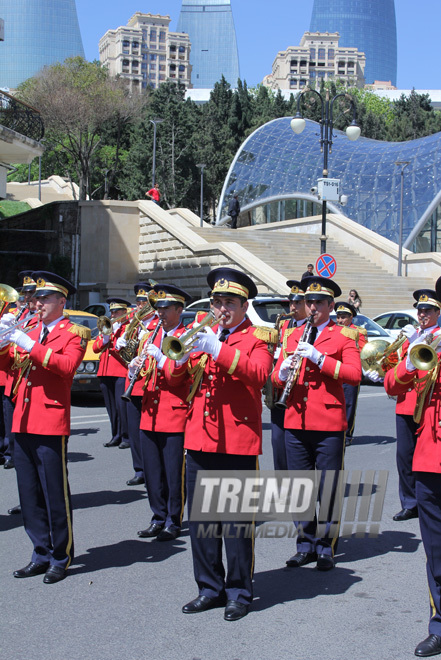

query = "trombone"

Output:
[[162, 312, 225, 361], [97, 312, 129, 336]]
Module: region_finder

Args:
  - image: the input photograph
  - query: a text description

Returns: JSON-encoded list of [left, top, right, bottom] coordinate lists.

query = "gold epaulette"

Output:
[[68, 323, 91, 341], [253, 326, 278, 344], [340, 326, 359, 341], [195, 310, 208, 324], [358, 327, 368, 336], [63, 310, 70, 318]]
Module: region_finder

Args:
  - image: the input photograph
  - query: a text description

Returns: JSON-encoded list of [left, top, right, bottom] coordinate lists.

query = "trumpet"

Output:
[[360, 331, 408, 377], [409, 332, 441, 372], [97, 312, 129, 336], [275, 313, 315, 409], [162, 311, 225, 361]]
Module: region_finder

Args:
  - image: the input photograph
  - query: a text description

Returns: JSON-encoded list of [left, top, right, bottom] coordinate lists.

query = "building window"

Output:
[[179, 64, 185, 72], [328, 49, 334, 60], [179, 45, 185, 53], [149, 73, 156, 79], [159, 31, 166, 42], [310, 48, 315, 58], [149, 63, 156, 70], [170, 45, 176, 52], [150, 30, 156, 40], [159, 74, 165, 80], [159, 55, 166, 61], [141, 63, 147, 70], [122, 40, 130, 48], [170, 64, 176, 71], [132, 60, 139, 68], [150, 54, 156, 61], [132, 41, 139, 49], [318, 48, 325, 60], [159, 65, 165, 71], [300, 79, 306, 87], [122, 59, 130, 66]]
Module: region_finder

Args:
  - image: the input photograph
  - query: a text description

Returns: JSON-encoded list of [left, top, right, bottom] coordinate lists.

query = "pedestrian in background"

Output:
[[301, 264, 314, 279], [347, 289, 362, 310], [228, 194, 240, 229], [146, 183, 161, 205]]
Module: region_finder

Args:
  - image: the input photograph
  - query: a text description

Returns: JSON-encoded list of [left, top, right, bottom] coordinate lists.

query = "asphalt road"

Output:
[[0, 386, 427, 660]]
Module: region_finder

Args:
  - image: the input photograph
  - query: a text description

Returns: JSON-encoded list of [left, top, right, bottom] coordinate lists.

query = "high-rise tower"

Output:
[[176, 0, 240, 88], [310, 0, 397, 86], [0, 0, 85, 89]]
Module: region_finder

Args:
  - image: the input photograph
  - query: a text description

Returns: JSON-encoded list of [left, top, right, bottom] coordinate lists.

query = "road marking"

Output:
[[359, 392, 388, 398], [71, 419, 110, 426], [71, 413, 109, 420]]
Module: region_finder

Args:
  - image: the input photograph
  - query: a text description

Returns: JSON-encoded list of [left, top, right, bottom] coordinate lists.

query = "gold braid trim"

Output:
[[253, 326, 278, 344], [11, 347, 32, 395], [68, 323, 91, 341], [186, 354, 209, 403], [282, 327, 296, 358], [340, 326, 359, 341], [141, 356, 156, 390]]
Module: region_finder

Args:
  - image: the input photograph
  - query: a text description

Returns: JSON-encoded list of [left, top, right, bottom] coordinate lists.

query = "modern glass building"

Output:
[[0, 0, 85, 89], [176, 0, 240, 88], [217, 118, 441, 253], [309, 0, 397, 86]]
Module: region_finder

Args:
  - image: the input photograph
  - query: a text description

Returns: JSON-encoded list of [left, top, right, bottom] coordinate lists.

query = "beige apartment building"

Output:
[[263, 32, 365, 91], [99, 12, 191, 92]]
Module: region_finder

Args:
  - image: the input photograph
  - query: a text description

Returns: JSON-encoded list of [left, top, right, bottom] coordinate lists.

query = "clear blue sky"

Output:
[[76, 0, 440, 90]]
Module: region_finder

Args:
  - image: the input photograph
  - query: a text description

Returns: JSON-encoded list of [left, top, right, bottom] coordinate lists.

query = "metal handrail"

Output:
[[0, 90, 44, 141]]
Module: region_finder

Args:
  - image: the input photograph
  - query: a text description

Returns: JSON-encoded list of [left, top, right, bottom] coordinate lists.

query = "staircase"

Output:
[[190, 226, 434, 317]]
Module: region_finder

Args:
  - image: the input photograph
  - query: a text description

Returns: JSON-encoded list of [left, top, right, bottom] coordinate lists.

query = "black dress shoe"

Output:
[[118, 441, 130, 449], [8, 504, 21, 515], [103, 438, 121, 447], [43, 565, 67, 584], [157, 525, 181, 542], [393, 507, 418, 521], [316, 554, 335, 571], [224, 600, 249, 621], [4, 459, 15, 469], [182, 594, 227, 613], [137, 522, 164, 538], [286, 551, 317, 567], [415, 634, 441, 657], [126, 476, 145, 486], [14, 561, 49, 578]]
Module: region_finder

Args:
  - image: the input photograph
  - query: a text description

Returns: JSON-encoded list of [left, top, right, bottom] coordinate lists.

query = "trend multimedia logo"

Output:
[[190, 470, 388, 539]]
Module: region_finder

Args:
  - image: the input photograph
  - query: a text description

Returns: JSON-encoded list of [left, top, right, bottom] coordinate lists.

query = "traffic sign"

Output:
[[316, 253, 337, 278]]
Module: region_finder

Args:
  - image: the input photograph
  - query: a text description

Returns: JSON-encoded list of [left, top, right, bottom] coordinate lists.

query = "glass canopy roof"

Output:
[[217, 118, 441, 250]]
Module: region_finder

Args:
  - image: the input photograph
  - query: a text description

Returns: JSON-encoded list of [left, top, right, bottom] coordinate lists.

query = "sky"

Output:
[[75, 0, 441, 90]]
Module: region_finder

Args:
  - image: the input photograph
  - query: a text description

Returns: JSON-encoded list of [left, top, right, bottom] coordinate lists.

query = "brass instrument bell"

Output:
[[0, 283, 20, 317], [409, 333, 441, 372], [162, 312, 221, 361]]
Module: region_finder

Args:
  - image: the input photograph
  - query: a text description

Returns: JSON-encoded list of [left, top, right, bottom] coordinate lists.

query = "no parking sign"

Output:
[[315, 254, 337, 278]]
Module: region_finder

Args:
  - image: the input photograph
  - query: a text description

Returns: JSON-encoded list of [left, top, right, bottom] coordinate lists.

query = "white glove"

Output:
[[278, 356, 293, 382], [147, 343, 166, 369], [0, 312, 17, 330], [176, 352, 191, 367], [112, 321, 122, 332], [405, 336, 421, 372], [102, 333, 110, 345], [193, 326, 222, 360], [402, 324, 418, 343], [296, 341, 322, 365], [274, 347, 281, 360], [116, 336, 127, 350], [8, 329, 35, 352], [365, 369, 384, 383]]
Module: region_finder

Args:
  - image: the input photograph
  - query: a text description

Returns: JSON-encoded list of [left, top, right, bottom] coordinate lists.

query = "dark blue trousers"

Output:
[[396, 414, 418, 510], [99, 376, 128, 443], [126, 395, 144, 479], [186, 450, 258, 605], [285, 428, 345, 557], [270, 406, 288, 470], [140, 430, 184, 528], [3, 392, 15, 461], [343, 383, 360, 442], [415, 472, 441, 636], [15, 433, 73, 569]]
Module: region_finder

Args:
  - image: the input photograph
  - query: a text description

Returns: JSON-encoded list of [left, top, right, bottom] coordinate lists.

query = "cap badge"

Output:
[[23, 276, 32, 285], [157, 290, 166, 299], [216, 278, 228, 290], [309, 283, 321, 292], [337, 305, 346, 312], [419, 294, 429, 303], [138, 288, 146, 296], [36, 278, 46, 287], [291, 286, 300, 294]]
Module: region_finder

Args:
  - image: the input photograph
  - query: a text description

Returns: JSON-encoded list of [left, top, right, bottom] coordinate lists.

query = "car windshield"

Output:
[[331, 313, 390, 337], [252, 299, 290, 324], [68, 314, 99, 339]]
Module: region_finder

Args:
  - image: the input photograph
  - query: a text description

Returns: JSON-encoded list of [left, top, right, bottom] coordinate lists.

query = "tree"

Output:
[[17, 57, 147, 200]]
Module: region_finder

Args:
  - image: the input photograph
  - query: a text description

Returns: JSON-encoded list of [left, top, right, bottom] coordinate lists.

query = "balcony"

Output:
[[0, 90, 44, 142]]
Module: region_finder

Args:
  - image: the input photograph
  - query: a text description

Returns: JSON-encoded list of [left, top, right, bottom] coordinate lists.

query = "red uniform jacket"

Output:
[[166, 318, 274, 455], [93, 322, 128, 377], [124, 317, 161, 398], [139, 322, 189, 433], [0, 319, 86, 435], [384, 345, 441, 473], [3, 314, 39, 398], [272, 320, 362, 432]]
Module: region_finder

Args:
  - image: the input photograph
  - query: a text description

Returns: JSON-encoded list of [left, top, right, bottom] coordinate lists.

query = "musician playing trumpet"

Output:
[[272, 276, 362, 571]]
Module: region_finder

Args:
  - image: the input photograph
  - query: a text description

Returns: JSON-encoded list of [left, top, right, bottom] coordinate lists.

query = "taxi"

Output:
[[64, 309, 101, 393]]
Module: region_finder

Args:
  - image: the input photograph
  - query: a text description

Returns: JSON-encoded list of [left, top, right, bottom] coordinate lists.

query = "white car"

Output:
[[373, 309, 419, 337], [187, 295, 291, 328]]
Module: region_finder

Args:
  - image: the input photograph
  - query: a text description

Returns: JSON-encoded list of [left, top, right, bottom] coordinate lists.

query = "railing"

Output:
[[0, 90, 44, 142]]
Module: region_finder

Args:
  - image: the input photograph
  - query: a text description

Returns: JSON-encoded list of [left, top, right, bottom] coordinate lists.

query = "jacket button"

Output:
[[24, 398, 29, 403], [155, 386, 159, 390], [27, 382, 32, 387], [303, 397, 308, 402], [304, 382, 309, 387], [408, 388, 412, 392], [204, 411, 209, 417], [244, 416, 248, 421], [54, 400, 58, 404], [305, 366, 310, 371], [32, 366, 36, 371], [208, 375, 213, 380], [206, 392, 211, 398], [154, 399, 158, 404]]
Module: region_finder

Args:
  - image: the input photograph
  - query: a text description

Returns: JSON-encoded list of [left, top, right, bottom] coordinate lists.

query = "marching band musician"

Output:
[[272, 276, 362, 571], [167, 267, 275, 621], [270, 280, 307, 470], [384, 282, 441, 658], [117, 283, 158, 487], [334, 301, 367, 446], [0, 272, 88, 583], [93, 298, 130, 448], [131, 283, 191, 542]]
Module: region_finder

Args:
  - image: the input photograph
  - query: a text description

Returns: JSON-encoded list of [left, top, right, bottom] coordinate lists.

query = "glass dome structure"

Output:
[[217, 118, 441, 253]]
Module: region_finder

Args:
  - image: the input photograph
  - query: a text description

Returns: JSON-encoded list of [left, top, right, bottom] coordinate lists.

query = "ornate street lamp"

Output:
[[291, 88, 361, 254]]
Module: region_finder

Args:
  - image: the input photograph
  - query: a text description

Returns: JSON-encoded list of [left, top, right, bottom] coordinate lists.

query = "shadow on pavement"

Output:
[[72, 488, 147, 510], [0, 512, 23, 532], [337, 529, 421, 563], [348, 435, 396, 446], [67, 451, 94, 462], [70, 427, 101, 437]]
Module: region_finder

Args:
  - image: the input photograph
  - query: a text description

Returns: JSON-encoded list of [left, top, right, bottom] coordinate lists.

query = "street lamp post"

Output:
[[149, 118, 163, 186], [395, 160, 410, 277], [196, 164, 206, 227], [291, 88, 361, 254]]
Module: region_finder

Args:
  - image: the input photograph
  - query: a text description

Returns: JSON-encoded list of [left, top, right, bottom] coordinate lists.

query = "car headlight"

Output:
[[76, 363, 85, 373], [85, 361, 96, 373]]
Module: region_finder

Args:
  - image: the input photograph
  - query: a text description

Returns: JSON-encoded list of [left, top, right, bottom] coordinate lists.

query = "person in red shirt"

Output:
[[272, 276, 362, 571], [145, 182, 161, 205], [0, 271, 87, 583]]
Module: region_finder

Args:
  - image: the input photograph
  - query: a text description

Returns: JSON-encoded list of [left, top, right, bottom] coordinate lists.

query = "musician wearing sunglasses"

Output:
[[272, 276, 362, 571], [0, 272, 88, 584], [384, 283, 441, 658]]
